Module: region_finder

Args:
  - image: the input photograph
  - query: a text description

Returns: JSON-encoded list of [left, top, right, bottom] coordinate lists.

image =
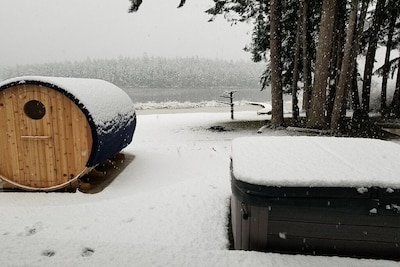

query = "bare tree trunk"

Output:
[[301, 0, 312, 114], [307, 0, 337, 129], [391, 57, 400, 117], [291, 4, 302, 126], [270, 0, 284, 127], [326, 0, 346, 120], [381, 10, 396, 116], [331, 0, 358, 130], [361, 0, 385, 112], [349, 0, 369, 111], [350, 61, 361, 110]]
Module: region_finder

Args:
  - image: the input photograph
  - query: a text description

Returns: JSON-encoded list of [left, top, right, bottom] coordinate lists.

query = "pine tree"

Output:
[[378, 0, 400, 115], [269, 0, 284, 127], [361, 0, 386, 112], [306, 0, 337, 129], [330, 0, 359, 130]]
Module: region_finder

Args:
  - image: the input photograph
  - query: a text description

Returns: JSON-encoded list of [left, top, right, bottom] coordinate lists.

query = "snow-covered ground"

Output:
[[0, 109, 399, 266]]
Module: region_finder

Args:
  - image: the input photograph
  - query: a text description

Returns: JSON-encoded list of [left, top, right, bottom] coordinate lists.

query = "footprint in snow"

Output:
[[41, 250, 56, 257], [81, 247, 95, 257], [122, 217, 134, 223], [24, 222, 43, 236]]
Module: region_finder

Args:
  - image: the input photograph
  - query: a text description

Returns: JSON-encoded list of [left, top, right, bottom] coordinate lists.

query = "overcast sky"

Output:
[[0, 0, 253, 68]]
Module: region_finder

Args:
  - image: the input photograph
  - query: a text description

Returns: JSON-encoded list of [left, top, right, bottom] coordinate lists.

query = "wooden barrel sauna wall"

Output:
[[0, 76, 136, 191]]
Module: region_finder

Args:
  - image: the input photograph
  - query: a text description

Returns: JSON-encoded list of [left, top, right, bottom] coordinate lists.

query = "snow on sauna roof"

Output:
[[231, 136, 400, 189], [0, 76, 135, 127]]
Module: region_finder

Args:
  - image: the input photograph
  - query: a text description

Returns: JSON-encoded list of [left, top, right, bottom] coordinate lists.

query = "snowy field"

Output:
[[0, 109, 400, 266]]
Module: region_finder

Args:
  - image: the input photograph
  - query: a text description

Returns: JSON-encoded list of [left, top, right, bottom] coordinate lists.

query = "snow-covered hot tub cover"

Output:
[[0, 76, 136, 166], [231, 136, 400, 189]]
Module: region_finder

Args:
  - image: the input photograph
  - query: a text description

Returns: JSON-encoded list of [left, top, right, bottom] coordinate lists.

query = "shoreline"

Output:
[[135, 105, 261, 115]]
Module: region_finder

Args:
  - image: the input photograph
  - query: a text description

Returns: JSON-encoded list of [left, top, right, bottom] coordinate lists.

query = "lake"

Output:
[[122, 86, 271, 103]]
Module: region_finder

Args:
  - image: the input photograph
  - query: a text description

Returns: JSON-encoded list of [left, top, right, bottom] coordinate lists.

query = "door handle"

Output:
[[21, 136, 52, 140]]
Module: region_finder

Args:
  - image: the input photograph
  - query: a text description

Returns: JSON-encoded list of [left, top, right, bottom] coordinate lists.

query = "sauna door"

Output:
[[16, 89, 56, 188]]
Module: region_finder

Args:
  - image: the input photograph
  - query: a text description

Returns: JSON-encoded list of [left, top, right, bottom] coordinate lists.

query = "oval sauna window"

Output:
[[24, 100, 46, 120]]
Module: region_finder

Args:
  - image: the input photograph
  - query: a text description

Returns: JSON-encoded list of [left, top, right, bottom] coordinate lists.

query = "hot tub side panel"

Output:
[[231, 175, 400, 260]]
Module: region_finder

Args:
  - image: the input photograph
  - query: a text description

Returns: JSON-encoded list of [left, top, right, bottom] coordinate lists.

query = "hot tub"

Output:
[[230, 136, 400, 260]]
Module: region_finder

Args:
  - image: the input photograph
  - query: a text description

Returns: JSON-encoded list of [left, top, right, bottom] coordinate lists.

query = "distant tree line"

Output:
[[1, 56, 263, 89]]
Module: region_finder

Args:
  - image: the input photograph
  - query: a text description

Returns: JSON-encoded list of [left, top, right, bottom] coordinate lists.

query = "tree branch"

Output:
[[128, 0, 142, 12], [128, 0, 186, 12]]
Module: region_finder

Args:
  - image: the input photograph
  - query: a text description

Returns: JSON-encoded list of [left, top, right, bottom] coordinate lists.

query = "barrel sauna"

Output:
[[0, 76, 136, 191]]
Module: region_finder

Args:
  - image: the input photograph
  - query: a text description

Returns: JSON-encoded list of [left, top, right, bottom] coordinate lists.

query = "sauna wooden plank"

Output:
[[0, 84, 92, 189], [52, 92, 69, 182]]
